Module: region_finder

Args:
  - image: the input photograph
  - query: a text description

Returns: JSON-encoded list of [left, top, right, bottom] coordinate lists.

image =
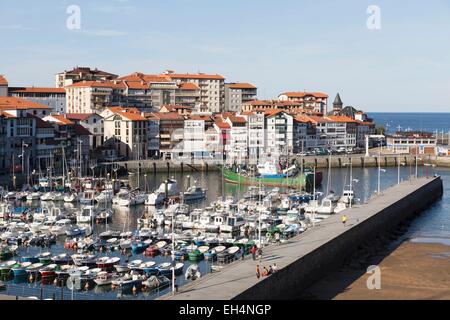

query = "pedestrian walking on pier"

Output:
[[341, 215, 348, 227], [256, 265, 261, 279], [258, 247, 263, 262], [250, 245, 257, 261], [272, 263, 278, 273], [275, 232, 280, 245]]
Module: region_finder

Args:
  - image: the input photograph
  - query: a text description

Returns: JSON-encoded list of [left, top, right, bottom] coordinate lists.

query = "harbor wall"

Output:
[[233, 177, 443, 300], [118, 154, 436, 173]]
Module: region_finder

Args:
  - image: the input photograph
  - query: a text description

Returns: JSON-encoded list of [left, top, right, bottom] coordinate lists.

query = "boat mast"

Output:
[[171, 207, 175, 295], [62, 146, 65, 190]]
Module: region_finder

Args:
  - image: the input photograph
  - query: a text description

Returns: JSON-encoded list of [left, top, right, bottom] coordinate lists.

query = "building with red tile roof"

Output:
[[278, 91, 328, 115]]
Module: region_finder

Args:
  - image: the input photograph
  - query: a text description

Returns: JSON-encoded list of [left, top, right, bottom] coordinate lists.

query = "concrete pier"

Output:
[[160, 176, 443, 300]]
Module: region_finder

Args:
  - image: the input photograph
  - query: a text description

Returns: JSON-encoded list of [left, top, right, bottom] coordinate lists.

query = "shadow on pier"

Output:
[[296, 218, 419, 300]]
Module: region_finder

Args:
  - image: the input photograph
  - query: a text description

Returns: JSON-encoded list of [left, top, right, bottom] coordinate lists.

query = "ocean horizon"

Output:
[[368, 112, 450, 134]]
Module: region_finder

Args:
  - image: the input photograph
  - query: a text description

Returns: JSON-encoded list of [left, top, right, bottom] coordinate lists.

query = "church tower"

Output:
[[332, 93, 343, 115]]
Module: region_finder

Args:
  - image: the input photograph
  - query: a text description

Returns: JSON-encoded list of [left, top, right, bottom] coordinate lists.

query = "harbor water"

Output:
[[1, 164, 448, 300]]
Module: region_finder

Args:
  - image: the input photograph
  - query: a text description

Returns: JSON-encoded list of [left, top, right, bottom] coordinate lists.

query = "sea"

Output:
[[369, 112, 450, 134]]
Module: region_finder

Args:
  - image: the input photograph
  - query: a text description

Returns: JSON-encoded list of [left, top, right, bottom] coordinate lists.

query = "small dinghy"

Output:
[[39, 263, 57, 278], [127, 259, 143, 270], [11, 262, 32, 277], [51, 253, 72, 265], [0, 260, 17, 276], [156, 262, 184, 277], [185, 264, 201, 281], [36, 252, 52, 265], [94, 271, 120, 286], [96, 257, 121, 271], [142, 275, 170, 291], [217, 246, 240, 263], [114, 264, 130, 273], [25, 263, 44, 277], [138, 261, 158, 275]]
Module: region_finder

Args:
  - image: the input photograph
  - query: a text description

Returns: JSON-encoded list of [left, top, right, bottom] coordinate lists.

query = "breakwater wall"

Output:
[[118, 154, 444, 173]]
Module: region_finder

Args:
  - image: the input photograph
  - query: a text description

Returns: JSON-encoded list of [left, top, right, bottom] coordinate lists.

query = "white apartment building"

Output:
[[66, 80, 127, 114], [293, 117, 321, 152], [55, 67, 118, 88], [225, 83, 257, 112], [147, 117, 160, 158], [163, 72, 225, 113], [241, 112, 265, 163], [102, 107, 148, 159], [224, 115, 248, 164], [65, 113, 104, 149], [300, 115, 357, 149], [9, 87, 66, 114], [181, 119, 206, 159], [264, 110, 294, 158], [278, 92, 328, 114]]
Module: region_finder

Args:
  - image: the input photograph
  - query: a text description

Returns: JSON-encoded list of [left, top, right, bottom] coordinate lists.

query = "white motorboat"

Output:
[[145, 179, 178, 206], [220, 215, 245, 233], [50, 219, 72, 236], [50, 192, 64, 201], [76, 206, 96, 224], [26, 192, 41, 201], [40, 192, 53, 201], [64, 193, 79, 203], [183, 185, 206, 201], [117, 192, 147, 207], [112, 189, 129, 205], [95, 189, 114, 204]]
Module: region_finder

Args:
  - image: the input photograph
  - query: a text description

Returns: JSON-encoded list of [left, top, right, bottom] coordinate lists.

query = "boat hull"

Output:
[[222, 167, 307, 188]]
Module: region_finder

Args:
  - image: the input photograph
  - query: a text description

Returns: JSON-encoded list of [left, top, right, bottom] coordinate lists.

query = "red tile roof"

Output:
[[65, 113, 96, 121], [0, 111, 15, 118], [66, 80, 126, 89], [9, 87, 65, 94], [107, 107, 146, 121], [227, 83, 256, 89], [47, 114, 74, 125], [178, 82, 200, 90], [146, 112, 184, 120], [0, 97, 51, 110], [227, 115, 247, 124], [164, 73, 225, 80], [280, 92, 328, 99], [214, 121, 231, 129], [124, 81, 149, 90]]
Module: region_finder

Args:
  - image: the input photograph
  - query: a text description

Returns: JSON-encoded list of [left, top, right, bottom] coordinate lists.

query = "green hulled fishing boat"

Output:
[[221, 166, 308, 188]]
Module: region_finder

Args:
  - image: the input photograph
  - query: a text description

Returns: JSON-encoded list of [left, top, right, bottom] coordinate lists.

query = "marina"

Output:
[[0, 162, 442, 300]]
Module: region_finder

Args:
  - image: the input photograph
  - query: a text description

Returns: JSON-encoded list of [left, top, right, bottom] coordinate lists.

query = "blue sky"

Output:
[[1, 0, 449, 112]]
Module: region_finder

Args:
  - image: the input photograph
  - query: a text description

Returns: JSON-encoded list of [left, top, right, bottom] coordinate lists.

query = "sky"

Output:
[[1, 0, 449, 112]]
